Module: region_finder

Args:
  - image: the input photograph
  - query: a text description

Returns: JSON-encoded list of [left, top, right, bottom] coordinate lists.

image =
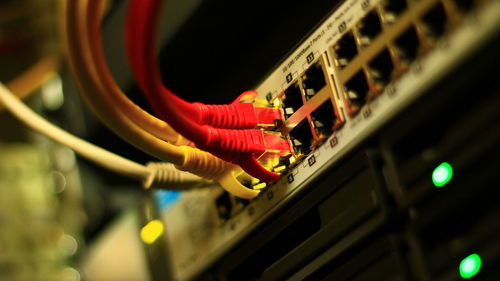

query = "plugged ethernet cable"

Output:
[[125, 0, 291, 182], [125, 2, 281, 130], [66, 0, 184, 164], [0, 82, 206, 190], [85, 0, 186, 145], [65, 0, 260, 199]]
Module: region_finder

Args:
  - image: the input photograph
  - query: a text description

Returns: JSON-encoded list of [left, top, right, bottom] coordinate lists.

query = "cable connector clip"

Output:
[[203, 128, 291, 182], [196, 90, 283, 129]]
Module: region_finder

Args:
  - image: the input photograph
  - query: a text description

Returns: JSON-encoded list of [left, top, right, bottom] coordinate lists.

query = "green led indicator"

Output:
[[432, 162, 453, 187], [459, 253, 482, 279]]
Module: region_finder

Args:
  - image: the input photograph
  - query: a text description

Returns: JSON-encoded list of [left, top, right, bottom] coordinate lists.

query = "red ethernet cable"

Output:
[[125, 0, 290, 182], [125, 0, 280, 129]]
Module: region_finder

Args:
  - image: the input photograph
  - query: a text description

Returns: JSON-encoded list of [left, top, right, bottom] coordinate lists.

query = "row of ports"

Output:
[[254, 0, 482, 191], [213, 0, 488, 219], [335, 0, 483, 115], [214, 190, 251, 221], [333, 0, 482, 70], [281, 61, 328, 119], [288, 100, 340, 156], [277, 56, 344, 159]]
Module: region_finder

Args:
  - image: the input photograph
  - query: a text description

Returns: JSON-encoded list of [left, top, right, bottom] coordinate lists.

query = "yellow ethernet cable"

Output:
[[86, 0, 188, 145]]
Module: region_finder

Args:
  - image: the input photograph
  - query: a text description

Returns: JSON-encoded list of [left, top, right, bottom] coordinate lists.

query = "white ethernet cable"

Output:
[[0, 82, 207, 190]]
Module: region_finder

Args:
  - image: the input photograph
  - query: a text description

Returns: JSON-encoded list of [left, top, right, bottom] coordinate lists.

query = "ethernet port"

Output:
[[289, 120, 314, 155], [283, 83, 303, 119], [302, 62, 326, 100], [333, 32, 358, 68], [234, 197, 250, 208], [381, 0, 407, 17], [421, 2, 448, 38], [344, 70, 369, 113], [357, 10, 382, 47], [368, 49, 394, 89], [452, 0, 475, 12], [215, 191, 233, 221], [394, 25, 420, 63], [311, 101, 337, 138]]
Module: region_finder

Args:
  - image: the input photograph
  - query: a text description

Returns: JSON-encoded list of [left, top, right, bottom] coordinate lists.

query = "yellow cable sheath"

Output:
[[65, 0, 185, 164], [86, 0, 185, 145], [68, 0, 261, 198]]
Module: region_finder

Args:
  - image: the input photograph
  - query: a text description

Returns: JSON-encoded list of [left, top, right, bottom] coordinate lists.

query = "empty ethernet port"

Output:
[[289, 120, 314, 155], [333, 32, 358, 68], [311, 101, 337, 138], [282, 83, 303, 119], [394, 25, 420, 63], [234, 197, 250, 208], [215, 191, 233, 221], [344, 70, 369, 114], [368, 49, 394, 90], [452, 0, 475, 12], [301, 62, 326, 100], [381, 0, 408, 21], [357, 10, 382, 47], [421, 2, 448, 39]]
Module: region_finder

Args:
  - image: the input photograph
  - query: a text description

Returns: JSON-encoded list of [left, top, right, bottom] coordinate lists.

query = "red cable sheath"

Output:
[[125, 0, 208, 145], [125, 0, 286, 182]]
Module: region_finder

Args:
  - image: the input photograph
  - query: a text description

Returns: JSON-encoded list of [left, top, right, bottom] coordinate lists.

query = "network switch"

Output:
[[153, 0, 500, 280]]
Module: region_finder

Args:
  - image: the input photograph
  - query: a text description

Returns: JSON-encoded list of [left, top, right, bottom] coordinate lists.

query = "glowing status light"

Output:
[[253, 182, 267, 190], [140, 220, 164, 244], [274, 165, 286, 173], [432, 162, 453, 187], [459, 253, 482, 279], [273, 98, 282, 108]]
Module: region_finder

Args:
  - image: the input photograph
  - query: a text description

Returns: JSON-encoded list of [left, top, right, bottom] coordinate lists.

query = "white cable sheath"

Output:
[[0, 82, 150, 180]]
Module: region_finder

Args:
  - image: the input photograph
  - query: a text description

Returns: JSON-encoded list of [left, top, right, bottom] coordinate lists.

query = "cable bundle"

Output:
[[124, 0, 290, 182], [62, 0, 289, 198], [0, 0, 291, 199]]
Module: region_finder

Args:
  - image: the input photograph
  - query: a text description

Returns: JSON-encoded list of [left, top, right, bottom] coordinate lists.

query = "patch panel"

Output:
[[158, 0, 500, 279]]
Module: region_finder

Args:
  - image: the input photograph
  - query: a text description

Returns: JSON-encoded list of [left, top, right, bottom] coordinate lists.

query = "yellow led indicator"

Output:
[[289, 156, 297, 164], [253, 182, 267, 190], [274, 165, 286, 172], [273, 98, 282, 108], [140, 220, 164, 244]]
